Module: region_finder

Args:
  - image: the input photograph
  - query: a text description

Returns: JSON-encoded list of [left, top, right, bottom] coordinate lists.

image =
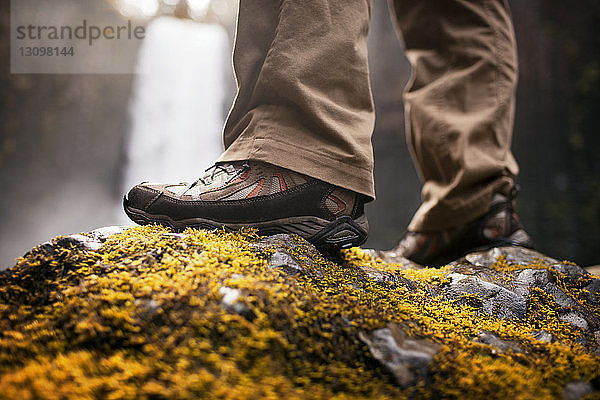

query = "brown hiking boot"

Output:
[[373, 188, 533, 267], [123, 161, 368, 250]]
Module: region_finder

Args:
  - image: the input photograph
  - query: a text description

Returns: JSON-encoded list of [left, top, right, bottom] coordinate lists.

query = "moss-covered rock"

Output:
[[0, 225, 599, 399]]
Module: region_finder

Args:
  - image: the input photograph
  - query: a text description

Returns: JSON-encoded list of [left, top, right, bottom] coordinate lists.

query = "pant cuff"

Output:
[[407, 177, 513, 232], [218, 131, 375, 200]]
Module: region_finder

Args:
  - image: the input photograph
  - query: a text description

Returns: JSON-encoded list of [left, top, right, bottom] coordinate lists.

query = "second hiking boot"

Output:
[[123, 161, 368, 250], [374, 188, 533, 267]]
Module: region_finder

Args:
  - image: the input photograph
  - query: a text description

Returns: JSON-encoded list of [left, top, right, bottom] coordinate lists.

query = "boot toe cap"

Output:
[[124, 183, 162, 211]]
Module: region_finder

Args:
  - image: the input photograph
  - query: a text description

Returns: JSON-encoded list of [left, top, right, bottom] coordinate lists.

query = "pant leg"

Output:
[[389, 0, 520, 231], [219, 0, 376, 199]]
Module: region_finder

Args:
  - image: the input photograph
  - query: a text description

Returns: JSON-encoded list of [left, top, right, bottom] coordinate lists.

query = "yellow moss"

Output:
[[0, 225, 598, 399]]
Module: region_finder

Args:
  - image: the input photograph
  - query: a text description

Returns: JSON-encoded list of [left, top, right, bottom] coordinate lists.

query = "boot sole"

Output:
[[123, 196, 368, 250]]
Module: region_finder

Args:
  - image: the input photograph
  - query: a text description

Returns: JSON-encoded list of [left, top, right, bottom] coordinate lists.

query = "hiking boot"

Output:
[[123, 161, 368, 250], [374, 188, 533, 267]]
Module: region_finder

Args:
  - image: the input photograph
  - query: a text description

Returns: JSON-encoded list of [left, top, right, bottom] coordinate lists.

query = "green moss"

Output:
[[0, 226, 598, 399]]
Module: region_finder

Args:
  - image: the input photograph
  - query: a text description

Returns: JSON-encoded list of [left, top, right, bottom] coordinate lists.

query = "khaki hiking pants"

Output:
[[218, 0, 519, 232]]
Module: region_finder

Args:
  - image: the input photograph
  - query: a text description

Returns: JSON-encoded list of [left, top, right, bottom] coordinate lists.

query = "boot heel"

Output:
[[309, 215, 369, 249]]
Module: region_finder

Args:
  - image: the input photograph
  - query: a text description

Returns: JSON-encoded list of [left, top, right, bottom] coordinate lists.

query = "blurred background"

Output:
[[1, 0, 598, 269]]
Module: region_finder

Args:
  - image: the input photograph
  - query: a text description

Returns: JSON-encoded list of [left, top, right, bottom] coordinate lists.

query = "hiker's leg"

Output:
[[390, 0, 519, 231], [124, 0, 376, 250], [220, 0, 376, 199]]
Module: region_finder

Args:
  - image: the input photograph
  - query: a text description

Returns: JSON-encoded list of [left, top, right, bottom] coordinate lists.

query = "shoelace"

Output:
[[187, 163, 249, 191]]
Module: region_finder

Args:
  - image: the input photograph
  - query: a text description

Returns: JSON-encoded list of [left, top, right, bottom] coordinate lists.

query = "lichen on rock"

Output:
[[0, 225, 599, 399]]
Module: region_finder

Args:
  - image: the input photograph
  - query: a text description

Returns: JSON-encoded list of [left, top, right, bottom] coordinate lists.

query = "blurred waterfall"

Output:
[[121, 16, 228, 216]]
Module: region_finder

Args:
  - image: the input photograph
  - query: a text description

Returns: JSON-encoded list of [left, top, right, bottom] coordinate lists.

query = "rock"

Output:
[[360, 248, 424, 270], [1, 227, 599, 399], [252, 234, 323, 277], [584, 279, 600, 297], [268, 251, 304, 275], [219, 286, 252, 318], [87, 226, 131, 243], [56, 234, 100, 251], [355, 264, 419, 291], [553, 262, 590, 279], [55, 225, 130, 252], [594, 331, 600, 355], [560, 312, 589, 331], [359, 324, 441, 387], [474, 331, 524, 354], [562, 381, 594, 400], [464, 246, 560, 268], [587, 265, 600, 277], [530, 330, 555, 343], [443, 272, 527, 319], [513, 269, 553, 296], [219, 286, 242, 308], [449, 247, 600, 336]]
